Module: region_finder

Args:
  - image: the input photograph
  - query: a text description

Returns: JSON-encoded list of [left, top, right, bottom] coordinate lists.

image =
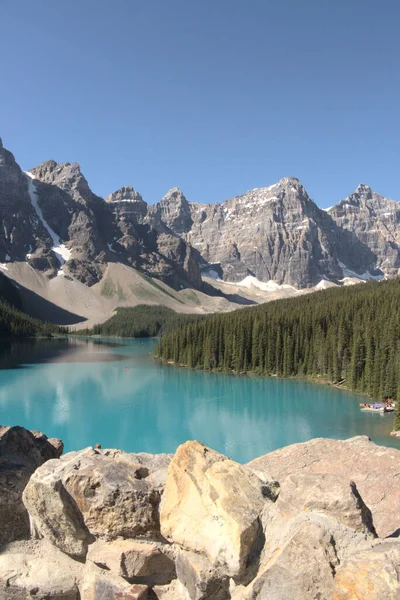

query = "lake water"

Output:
[[0, 337, 399, 463]]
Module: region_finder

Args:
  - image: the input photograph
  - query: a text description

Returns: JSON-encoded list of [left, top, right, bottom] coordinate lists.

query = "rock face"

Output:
[[0, 139, 54, 270], [0, 431, 399, 599], [329, 184, 400, 278], [170, 178, 379, 287], [0, 425, 63, 546], [247, 435, 400, 538]]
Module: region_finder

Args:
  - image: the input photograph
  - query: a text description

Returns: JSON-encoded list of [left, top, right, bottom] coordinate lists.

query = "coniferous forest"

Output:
[[0, 301, 67, 338], [156, 279, 400, 430], [76, 305, 203, 338]]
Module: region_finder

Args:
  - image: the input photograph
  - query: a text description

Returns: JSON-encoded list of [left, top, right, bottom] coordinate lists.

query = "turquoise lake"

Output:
[[0, 337, 399, 463]]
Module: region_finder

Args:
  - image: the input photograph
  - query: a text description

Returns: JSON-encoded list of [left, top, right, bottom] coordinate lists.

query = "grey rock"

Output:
[[0, 139, 54, 269], [247, 435, 400, 538], [0, 425, 63, 546], [329, 183, 400, 277], [162, 177, 379, 287], [245, 518, 338, 600], [22, 447, 169, 558], [273, 472, 376, 534], [176, 549, 230, 600]]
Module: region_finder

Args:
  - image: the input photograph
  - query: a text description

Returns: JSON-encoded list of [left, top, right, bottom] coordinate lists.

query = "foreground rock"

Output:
[[176, 549, 230, 600], [0, 428, 399, 599], [0, 539, 83, 600], [23, 447, 172, 558], [247, 435, 400, 538], [0, 425, 63, 546], [87, 539, 176, 585], [332, 539, 400, 600], [160, 441, 269, 583]]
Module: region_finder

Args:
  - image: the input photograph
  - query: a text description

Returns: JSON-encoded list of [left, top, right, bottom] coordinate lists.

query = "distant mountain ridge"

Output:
[[1, 136, 399, 306]]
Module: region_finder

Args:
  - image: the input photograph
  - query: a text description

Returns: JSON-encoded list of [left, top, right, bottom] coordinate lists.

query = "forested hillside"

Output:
[[0, 301, 66, 338], [77, 305, 203, 338], [156, 279, 400, 430]]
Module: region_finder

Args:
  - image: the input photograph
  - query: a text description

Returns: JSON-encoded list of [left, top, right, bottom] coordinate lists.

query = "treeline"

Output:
[[0, 301, 67, 338], [156, 279, 400, 430], [75, 305, 203, 338]]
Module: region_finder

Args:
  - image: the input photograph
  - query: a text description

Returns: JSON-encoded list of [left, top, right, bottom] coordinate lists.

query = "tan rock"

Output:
[[23, 448, 163, 557], [247, 435, 400, 537], [0, 539, 82, 599], [151, 581, 191, 599], [274, 472, 375, 534], [88, 539, 176, 585], [243, 519, 338, 600], [80, 569, 149, 600], [176, 549, 230, 600], [160, 441, 268, 582], [264, 508, 374, 564], [332, 539, 400, 600]]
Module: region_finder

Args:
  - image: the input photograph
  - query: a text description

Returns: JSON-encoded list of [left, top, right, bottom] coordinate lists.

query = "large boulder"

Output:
[[332, 539, 400, 599], [243, 519, 338, 600], [23, 447, 169, 558], [273, 472, 375, 534], [160, 441, 269, 583], [0, 425, 63, 546], [247, 435, 400, 537]]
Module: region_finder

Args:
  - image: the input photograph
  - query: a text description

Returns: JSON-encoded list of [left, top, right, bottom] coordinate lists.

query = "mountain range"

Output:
[[0, 137, 398, 326]]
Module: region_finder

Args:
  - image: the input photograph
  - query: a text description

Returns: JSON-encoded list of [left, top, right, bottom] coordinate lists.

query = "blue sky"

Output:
[[2, 0, 399, 207]]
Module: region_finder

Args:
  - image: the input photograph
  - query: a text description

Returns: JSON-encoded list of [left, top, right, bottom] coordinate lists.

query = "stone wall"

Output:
[[0, 428, 399, 599]]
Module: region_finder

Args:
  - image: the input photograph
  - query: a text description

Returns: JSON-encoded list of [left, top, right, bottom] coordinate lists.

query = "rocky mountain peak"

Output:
[[355, 183, 372, 194], [0, 138, 3, 150], [106, 186, 145, 205], [161, 187, 188, 204], [30, 160, 94, 206], [155, 187, 193, 235]]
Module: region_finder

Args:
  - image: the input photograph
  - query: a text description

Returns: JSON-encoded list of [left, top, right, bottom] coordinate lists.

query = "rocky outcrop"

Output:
[[0, 139, 54, 270], [1, 430, 400, 599], [151, 188, 194, 236], [0, 425, 63, 546], [328, 184, 400, 278], [247, 435, 400, 538], [161, 177, 379, 287]]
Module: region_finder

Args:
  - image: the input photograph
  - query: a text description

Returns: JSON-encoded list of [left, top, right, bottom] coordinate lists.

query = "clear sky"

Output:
[[1, 0, 399, 208]]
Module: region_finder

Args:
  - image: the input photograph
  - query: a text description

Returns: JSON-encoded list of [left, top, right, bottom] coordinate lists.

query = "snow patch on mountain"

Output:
[[25, 172, 71, 273], [225, 275, 296, 292], [338, 261, 384, 282]]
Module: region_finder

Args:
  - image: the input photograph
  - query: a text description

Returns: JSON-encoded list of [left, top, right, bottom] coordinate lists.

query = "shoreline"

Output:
[[155, 356, 399, 436]]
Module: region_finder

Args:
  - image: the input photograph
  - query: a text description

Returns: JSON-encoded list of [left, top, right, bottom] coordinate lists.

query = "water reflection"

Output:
[[0, 338, 398, 462]]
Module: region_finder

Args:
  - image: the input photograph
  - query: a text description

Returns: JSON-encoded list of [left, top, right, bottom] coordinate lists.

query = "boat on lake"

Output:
[[360, 402, 395, 413]]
